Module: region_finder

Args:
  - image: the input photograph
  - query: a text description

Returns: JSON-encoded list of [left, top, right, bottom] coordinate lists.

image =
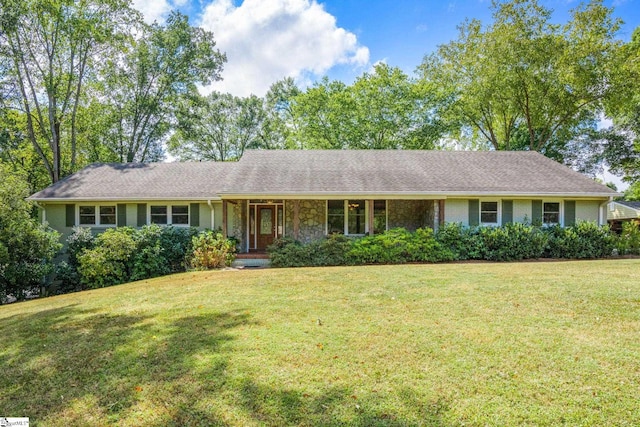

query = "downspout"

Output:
[[599, 197, 614, 226], [207, 199, 215, 230]]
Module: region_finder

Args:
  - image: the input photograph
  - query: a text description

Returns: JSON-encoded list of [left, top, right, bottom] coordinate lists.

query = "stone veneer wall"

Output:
[[387, 200, 434, 231], [228, 200, 247, 251], [285, 200, 326, 243]]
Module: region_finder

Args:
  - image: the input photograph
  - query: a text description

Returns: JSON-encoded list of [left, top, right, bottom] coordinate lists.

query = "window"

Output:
[[150, 205, 189, 225], [150, 206, 168, 224], [327, 200, 369, 235], [480, 201, 498, 224], [79, 206, 96, 225], [327, 200, 345, 234], [79, 205, 116, 226], [172, 205, 189, 225], [373, 200, 387, 234], [543, 202, 560, 225], [100, 206, 116, 225]]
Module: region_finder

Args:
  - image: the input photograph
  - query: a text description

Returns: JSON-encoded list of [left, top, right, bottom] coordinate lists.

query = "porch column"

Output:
[[293, 200, 300, 240], [368, 199, 375, 235], [222, 200, 228, 239], [433, 200, 440, 232]]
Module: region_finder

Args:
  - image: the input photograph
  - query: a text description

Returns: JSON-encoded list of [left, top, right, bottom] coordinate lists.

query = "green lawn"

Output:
[[1, 260, 639, 426]]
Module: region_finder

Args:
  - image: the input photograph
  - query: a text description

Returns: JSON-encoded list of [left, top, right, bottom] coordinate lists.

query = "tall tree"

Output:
[[169, 92, 265, 161], [418, 0, 622, 157], [599, 27, 640, 187], [288, 64, 449, 149], [97, 11, 226, 163], [0, 0, 134, 182]]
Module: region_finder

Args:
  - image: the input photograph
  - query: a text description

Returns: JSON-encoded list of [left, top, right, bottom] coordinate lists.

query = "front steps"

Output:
[[232, 252, 271, 268]]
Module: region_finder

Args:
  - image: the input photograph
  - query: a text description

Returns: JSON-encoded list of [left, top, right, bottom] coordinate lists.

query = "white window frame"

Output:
[[542, 201, 562, 226], [148, 204, 190, 226], [480, 200, 500, 226], [77, 204, 117, 227]]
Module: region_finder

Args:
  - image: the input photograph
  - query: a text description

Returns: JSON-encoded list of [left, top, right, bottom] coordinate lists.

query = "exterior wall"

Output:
[[444, 199, 469, 226], [44, 204, 74, 244], [607, 203, 639, 221], [388, 200, 434, 231], [285, 200, 326, 243], [576, 200, 600, 223], [226, 200, 247, 251], [513, 200, 532, 224]]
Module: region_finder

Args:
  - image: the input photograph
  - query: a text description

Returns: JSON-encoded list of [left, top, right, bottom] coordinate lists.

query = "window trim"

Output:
[[77, 204, 117, 227], [480, 200, 500, 226], [148, 204, 190, 226], [542, 201, 562, 226]]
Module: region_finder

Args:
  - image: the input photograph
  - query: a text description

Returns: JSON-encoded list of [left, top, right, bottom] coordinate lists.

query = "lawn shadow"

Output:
[[1, 305, 449, 426], [0, 305, 251, 426], [232, 380, 449, 426]]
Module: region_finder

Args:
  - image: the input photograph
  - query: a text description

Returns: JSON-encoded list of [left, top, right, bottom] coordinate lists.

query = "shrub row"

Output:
[[55, 225, 236, 292], [268, 221, 639, 268]]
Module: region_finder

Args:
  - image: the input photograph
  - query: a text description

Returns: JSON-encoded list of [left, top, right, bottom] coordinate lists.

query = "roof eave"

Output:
[[27, 196, 223, 202], [218, 191, 619, 199]]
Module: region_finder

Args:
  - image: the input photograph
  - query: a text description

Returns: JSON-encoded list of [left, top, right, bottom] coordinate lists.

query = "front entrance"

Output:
[[249, 202, 284, 251]]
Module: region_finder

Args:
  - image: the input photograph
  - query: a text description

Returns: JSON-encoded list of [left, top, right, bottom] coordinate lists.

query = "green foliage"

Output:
[[545, 221, 616, 259], [170, 92, 266, 161], [348, 228, 455, 264], [435, 223, 482, 260], [66, 226, 96, 268], [97, 11, 226, 163], [270, 228, 455, 267], [268, 238, 314, 267], [269, 234, 352, 268], [0, 165, 61, 302], [1, 0, 139, 182], [418, 0, 621, 157], [272, 63, 449, 151], [474, 222, 548, 261], [617, 221, 640, 255], [131, 225, 198, 280], [77, 228, 137, 288], [70, 225, 200, 289], [188, 231, 236, 270]]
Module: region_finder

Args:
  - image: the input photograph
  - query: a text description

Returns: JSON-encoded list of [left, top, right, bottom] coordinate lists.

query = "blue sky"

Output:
[[133, 0, 639, 186], [131, 0, 640, 96]]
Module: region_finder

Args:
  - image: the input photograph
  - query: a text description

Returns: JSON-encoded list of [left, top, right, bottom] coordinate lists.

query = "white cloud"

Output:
[[132, 0, 173, 24], [198, 0, 370, 96]]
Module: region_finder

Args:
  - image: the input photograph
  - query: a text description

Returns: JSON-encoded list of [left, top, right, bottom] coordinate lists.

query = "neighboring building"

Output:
[[28, 150, 617, 253], [607, 201, 640, 232]]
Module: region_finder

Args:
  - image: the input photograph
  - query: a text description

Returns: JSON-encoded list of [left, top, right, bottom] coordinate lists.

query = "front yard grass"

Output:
[[1, 259, 639, 426]]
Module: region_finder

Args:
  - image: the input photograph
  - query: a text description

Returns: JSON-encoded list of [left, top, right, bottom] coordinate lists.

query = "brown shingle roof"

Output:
[[28, 161, 234, 201], [219, 150, 617, 197], [28, 150, 617, 201]]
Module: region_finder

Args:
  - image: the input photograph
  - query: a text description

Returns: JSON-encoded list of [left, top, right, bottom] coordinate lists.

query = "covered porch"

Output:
[[221, 198, 446, 253]]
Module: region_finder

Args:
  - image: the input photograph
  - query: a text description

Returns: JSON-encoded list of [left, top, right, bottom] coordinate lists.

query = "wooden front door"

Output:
[[256, 205, 276, 250]]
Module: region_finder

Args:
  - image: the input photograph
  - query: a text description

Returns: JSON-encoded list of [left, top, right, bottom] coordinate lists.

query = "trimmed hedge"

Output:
[[269, 222, 631, 268]]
